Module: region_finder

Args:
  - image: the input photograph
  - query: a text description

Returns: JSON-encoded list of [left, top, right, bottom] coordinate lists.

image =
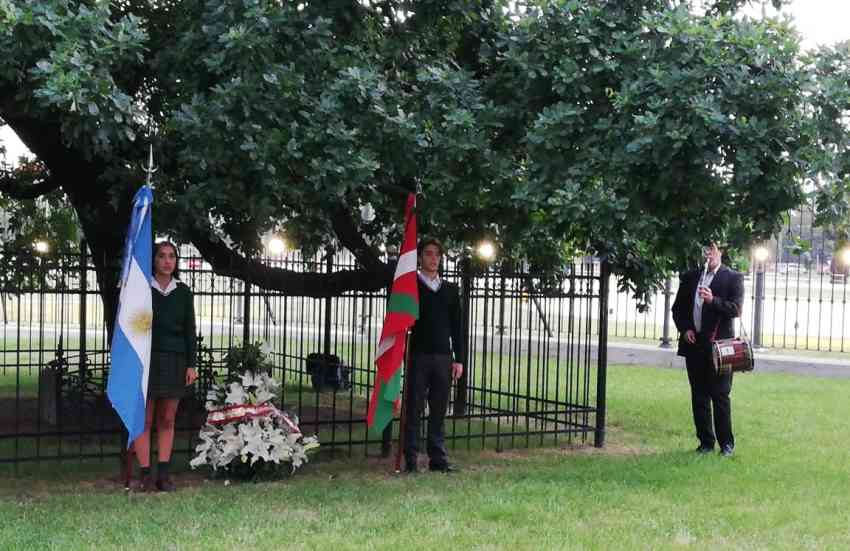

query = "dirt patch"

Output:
[[288, 404, 363, 434], [474, 427, 655, 462]]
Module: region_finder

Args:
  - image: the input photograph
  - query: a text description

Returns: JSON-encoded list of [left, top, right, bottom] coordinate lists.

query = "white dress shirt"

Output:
[[418, 271, 442, 292], [693, 266, 719, 333], [151, 277, 178, 296]]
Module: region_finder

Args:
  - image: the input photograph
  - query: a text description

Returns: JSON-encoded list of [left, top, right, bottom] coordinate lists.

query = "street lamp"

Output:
[[752, 244, 769, 349], [476, 240, 496, 261], [34, 240, 49, 254], [266, 236, 287, 256]]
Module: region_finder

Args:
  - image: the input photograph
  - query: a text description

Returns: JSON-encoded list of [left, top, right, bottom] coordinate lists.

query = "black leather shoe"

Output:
[[429, 463, 459, 473], [720, 445, 735, 457], [695, 445, 714, 454], [156, 477, 177, 492], [136, 474, 155, 492], [404, 462, 418, 474]]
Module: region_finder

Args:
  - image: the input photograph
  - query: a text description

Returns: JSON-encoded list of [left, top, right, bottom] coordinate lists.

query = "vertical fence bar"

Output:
[[595, 260, 610, 448], [456, 258, 471, 416], [79, 241, 88, 379], [242, 274, 251, 345]]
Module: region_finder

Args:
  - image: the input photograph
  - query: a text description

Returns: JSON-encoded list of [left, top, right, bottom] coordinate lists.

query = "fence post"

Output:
[[323, 251, 333, 356], [595, 260, 610, 448], [753, 265, 766, 349], [79, 240, 88, 379], [659, 276, 673, 348], [455, 257, 471, 416], [242, 274, 251, 345]]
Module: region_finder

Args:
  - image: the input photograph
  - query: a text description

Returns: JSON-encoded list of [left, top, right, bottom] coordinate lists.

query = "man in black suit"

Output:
[[672, 242, 744, 457], [403, 238, 464, 473]]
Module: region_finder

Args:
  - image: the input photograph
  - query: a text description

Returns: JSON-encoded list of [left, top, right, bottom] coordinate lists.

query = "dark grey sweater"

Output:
[[410, 279, 464, 363]]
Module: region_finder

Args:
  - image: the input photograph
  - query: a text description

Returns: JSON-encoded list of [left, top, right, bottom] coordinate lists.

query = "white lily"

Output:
[[241, 371, 254, 388], [224, 381, 247, 405]]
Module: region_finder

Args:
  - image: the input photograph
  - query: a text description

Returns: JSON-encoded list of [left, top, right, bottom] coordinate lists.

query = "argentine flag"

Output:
[[107, 185, 153, 447]]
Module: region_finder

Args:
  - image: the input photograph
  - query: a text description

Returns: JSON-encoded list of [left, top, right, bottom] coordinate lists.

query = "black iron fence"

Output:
[[0, 247, 608, 467]]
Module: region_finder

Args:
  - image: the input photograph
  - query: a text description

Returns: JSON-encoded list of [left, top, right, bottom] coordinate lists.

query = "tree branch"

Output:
[[0, 173, 61, 200], [189, 225, 392, 297], [329, 203, 387, 274]]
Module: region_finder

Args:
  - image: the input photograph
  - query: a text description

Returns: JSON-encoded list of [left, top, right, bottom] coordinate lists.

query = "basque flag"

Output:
[[367, 193, 418, 435], [107, 185, 153, 447]]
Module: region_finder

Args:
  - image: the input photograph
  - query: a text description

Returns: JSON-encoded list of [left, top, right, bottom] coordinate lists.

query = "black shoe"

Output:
[[137, 475, 155, 493], [404, 461, 418, 474], [695, 445, 714, 454], [156, 477, 177, 492], [720, 445, 735, 457], [429, 463, 458, 473]]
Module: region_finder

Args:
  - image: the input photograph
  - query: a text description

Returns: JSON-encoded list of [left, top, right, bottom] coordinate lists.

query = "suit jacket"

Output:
[[671, 265, 744, 357]]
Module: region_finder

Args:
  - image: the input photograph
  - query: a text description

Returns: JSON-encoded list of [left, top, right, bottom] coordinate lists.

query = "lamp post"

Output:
[[457, 240, 497, 416], [752, 245, 769, 349], [659, 276, 674, 348]]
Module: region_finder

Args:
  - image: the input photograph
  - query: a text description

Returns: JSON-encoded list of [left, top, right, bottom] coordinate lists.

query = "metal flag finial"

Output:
[[143, 144, 158, 188]]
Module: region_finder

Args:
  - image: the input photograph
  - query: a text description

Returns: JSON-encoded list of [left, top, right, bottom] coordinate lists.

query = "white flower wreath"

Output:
[[190, 370, 319, 475]]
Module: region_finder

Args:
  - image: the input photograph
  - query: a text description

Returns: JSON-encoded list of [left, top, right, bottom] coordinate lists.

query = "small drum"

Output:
[[712, 338, 754, 375]]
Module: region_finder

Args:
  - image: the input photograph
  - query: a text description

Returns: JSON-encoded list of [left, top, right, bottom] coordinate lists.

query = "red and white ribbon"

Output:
[[206, 403, 301, 434]]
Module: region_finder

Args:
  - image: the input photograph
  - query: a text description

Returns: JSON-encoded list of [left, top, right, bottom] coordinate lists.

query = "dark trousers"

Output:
[[403, 353, 451, 468], [685, 350, 734, 449]]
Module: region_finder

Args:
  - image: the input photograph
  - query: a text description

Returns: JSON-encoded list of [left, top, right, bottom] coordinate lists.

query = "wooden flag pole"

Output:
[[394, 330, 412, 473], [123, 440, 135, 490]]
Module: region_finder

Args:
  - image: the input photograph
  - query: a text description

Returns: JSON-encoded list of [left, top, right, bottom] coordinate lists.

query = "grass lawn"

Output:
[[1, 364, 849, 550]]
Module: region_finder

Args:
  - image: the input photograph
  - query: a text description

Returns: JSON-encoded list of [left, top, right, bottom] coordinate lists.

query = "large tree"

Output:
[[0, 0, 833, 323]]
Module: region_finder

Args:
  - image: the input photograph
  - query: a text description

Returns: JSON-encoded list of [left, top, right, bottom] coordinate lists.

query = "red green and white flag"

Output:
[[367, 193, 418, 434]]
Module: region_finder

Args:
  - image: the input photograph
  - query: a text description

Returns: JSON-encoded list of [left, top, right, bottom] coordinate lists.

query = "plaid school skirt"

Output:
[[148, 351, 189, 399]]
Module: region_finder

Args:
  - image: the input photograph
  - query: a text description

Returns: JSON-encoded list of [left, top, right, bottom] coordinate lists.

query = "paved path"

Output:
[[605, 341, 850, 378]]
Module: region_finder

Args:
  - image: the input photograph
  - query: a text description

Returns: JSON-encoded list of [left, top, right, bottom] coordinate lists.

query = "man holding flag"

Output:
[[365, 195, 464, 473], [403, 237, 463, 473]]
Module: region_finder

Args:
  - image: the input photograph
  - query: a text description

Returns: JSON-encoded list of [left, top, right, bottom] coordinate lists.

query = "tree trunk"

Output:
[[63, 179, 129, 342]]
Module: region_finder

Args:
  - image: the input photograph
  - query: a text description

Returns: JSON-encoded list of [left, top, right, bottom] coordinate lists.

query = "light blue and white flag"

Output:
[[107, 185, 153, 447]]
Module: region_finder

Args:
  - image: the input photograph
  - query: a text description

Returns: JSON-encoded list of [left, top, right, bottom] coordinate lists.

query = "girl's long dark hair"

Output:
[[153, 240, 181, 280]]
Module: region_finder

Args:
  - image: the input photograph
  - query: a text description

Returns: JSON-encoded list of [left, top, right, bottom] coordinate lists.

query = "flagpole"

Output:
[[394, 330, 412, 473], [117, 146, 156, 490], [144, 143, 157, 189], [123, 441, 134, 490]]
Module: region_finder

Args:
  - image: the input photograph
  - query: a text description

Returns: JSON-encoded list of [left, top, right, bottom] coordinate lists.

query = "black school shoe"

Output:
[[156, 477, 177, 492], [137, 474, 155, 492]]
